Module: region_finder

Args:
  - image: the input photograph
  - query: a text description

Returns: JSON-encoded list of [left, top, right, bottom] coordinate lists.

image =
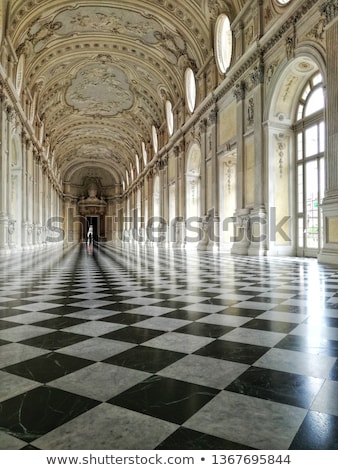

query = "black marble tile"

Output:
[[3, 352, 93, 382], [0, 300, 36, 308], [226, 366, 323, 408], [44, 298, 82, 305], [0, 386, 99, 442], [221, 307, 264, 318], [290, 411, 338, 449], [272, 304, 308, 314], [194, 340, 269, 364], [305, 316, 338, 328], [42, 306, 85, 316], [156, 427, 254, 450], [0, 309, 30, 319], [275, 335, 338, 357], [151, 300, 192, 309], [329, 359, 338, 381], [143, 293, 179, 301], [102, 326, 165, 344], [105, 345, 184, 373], [163, 310, 208, 321], [243, 318, 298, 333], [0, 338, 9, 346], [97, 302, 143, 312], [0, 319, 19, 330], [108, 375, 219, 425], [200, 298, 236, 307], [20, 331, 89, 350], [32, 316, 88, 330], [102, 313, 151, 325], [175, 322, 234, 338]]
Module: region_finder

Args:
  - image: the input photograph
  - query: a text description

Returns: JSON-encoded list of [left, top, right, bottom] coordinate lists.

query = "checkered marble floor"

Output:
[[0, 242, 338, 450]]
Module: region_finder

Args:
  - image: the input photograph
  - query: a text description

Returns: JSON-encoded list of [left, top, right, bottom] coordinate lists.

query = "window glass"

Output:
[[215, 14, 232, 74], [152, 125, 158, 154], [185, 68, 196, 113], [166, 100, 174, 136], [304, 87, 324, 117]]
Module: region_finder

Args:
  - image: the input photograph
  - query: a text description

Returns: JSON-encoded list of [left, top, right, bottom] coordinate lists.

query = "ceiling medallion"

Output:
[[65, 63, 134, 116]]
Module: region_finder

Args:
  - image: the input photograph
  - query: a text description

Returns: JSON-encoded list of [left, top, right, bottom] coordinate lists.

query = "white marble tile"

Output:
[[0, 371, 39, 402], [0, 325, 54, 342], [254, 348, 337, 379], [197, 313, 251, 327], [220, 328, 286, 348], [311, 380, 338, 416], [134, 317, 190, 331], [159, 355, 249, 389], [0, 343, 48, 368], [0, 431, 27, 450], [32, 403, 178, 450], [57, 338, 135, 361], [184, 390, 307, 450], [143, 332, 214, 353], [62, 321, 124, 337], [48, 362, 150, 401]]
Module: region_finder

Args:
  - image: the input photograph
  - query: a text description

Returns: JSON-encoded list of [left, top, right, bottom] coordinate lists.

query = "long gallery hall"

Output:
[[1, 0, 338, 452], [0, 243, 337, 449]]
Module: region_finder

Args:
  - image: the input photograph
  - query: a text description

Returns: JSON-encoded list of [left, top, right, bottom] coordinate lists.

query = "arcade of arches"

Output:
[[1, 0, 338, 263]]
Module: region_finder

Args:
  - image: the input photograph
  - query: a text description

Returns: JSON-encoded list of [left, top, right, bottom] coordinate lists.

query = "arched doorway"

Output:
[[185, 143, 201, 244]]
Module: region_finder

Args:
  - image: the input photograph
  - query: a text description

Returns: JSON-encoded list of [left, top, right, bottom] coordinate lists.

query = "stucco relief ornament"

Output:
[[8, 220, 15, 235], [233, 82, 245, 101], [285, 36, 295, 60], [247, 98, 254, 126], [65, 63, 134, 116], [237, 215, 249, 229], [320, 0, 338, 24]]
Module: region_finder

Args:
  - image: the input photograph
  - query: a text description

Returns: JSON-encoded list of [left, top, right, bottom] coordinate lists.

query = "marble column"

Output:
[[318, 3, 338, 265]]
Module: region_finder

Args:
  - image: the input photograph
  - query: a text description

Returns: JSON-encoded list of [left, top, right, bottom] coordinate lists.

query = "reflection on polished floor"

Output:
[[0, 243, 338, 450]]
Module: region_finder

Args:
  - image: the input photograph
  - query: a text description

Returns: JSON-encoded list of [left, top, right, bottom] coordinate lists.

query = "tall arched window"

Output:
[[295, 72, 325, 255]]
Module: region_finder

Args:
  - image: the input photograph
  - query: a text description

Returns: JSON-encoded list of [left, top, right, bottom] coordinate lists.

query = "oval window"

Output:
[[215, 14, 232, 74], [185, 68, 196, 113], [152, 125, 158, 154], [166, 100, 174, 136]]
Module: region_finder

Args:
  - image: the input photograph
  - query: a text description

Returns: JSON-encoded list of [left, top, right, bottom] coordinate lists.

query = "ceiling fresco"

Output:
[[7, 1, 246, 188]]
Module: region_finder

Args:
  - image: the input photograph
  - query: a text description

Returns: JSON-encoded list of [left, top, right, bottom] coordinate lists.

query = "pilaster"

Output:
[[318, 3, 338, 265]]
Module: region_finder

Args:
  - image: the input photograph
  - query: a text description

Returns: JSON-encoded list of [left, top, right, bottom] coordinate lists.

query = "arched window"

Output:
[[165, 100, 174, 136], [185, 68, 196, 113], [215, 14, 232, 74], [295, 72, 325, 255]]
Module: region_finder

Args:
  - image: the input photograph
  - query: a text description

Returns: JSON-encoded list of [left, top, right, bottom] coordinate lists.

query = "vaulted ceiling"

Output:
[[7, 1, 246, 189]]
